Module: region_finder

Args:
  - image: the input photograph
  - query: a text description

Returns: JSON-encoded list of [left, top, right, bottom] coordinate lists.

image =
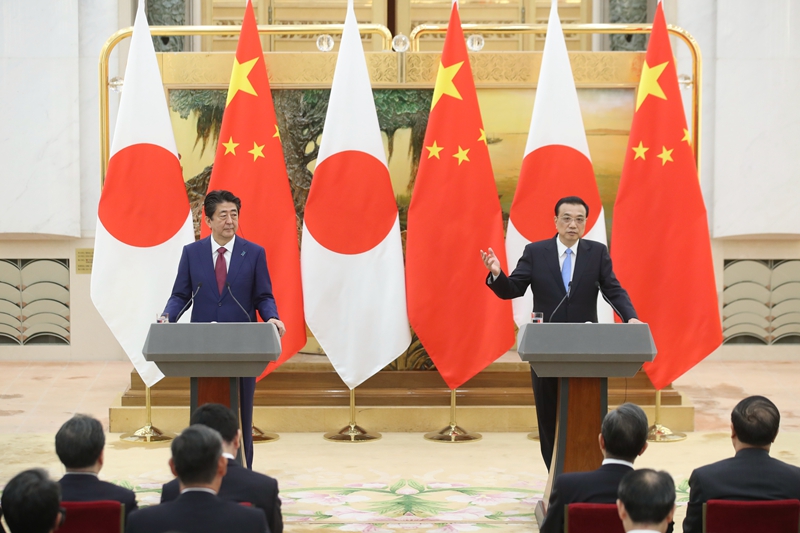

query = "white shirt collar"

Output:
[[556, 237, 579, 258], [211, 234, 235, 254], [222, 453, 236, 460], [180, 487, 218, 495], [64, 472, 98, 477], [602, 458, 635, 468]]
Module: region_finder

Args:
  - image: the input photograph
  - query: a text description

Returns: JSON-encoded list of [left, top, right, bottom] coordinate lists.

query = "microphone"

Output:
[[175, 282, 203, 322], [595, 281, 624, 321], [225, 282, 252, 322], [549, 281, 572, 323]]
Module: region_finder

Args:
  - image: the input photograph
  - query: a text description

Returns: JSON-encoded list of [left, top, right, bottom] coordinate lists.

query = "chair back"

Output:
[[565, 503, 625, 533], [704, 499, 800, 533], [57, 500, 124, 533]]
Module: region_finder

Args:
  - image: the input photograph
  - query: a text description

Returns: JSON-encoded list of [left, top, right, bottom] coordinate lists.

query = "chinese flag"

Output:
[[202, 0, 305, 377], [405, 2, 514, 390], [611, 1, 721, 390]]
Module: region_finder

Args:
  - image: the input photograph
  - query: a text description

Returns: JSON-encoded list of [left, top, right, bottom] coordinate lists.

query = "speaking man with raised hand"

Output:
[[482, 196, 640, 470]]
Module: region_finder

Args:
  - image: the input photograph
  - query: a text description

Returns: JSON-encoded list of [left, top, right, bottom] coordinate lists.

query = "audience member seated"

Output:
[[126, 425, 268, 533], [616, 469, 675, 533], [540, 403, 649, 533], [1, 469, 63, 533], [683, 395, 800, 533], [161, 403, 282, 533], [56, 414, 137, 523]]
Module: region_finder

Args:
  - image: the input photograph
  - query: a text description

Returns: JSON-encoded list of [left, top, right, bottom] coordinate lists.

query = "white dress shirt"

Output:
[[180, 487, 218, 495], [555, 237, 579, 283], [602, 458, 635, 468], [211, 235, 236, 273]]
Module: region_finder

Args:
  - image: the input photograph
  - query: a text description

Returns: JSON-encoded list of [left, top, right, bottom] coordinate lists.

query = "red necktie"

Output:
[[215, 247, 227, 294]]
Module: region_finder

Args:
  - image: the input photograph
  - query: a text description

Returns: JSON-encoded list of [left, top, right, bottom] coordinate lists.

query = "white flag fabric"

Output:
[[506, 0, 612, 327], [91, 2, 194, 387], [301, 0, 410, 389]]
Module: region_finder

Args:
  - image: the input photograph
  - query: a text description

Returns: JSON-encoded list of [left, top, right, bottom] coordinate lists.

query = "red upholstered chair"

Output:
[[703, 499, 800, 533], [565, 503, 625, 533], [56, 501, 124, 533]]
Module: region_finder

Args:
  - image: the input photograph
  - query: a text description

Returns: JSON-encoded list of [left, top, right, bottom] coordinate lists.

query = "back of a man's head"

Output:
[[171, 424, 223, 485], [617, 469, 675, 531], [190, 403, 238, 443], [731, 395, 780, 446], [601, 403, 649, 462], [55, 414, 105, 469], [1, 469, 61, 533]]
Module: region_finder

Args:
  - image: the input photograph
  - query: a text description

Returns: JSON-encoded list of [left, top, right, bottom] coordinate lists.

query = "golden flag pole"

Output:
[[424, 389, 482, 442]]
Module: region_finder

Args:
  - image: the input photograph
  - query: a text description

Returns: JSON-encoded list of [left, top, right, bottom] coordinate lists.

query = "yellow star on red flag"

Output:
[[431, 61, 463, 110], [426, 141, 444, 159], [635, 60, 668, 111], [222, 137, 239, 155], [248, 142, 265, 161], [632, 141, 648, 160], [657, 146, 674, 166], [226, 57, 259, 106], [453, 146, 470, 165]]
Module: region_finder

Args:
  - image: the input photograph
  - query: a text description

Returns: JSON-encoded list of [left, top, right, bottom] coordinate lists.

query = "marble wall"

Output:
[[700, 0, 800, 239], [1, 2, 81, 236]]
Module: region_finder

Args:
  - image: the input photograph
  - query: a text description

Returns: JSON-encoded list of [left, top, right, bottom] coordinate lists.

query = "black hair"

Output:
[[1, 469, 61, 533], [171, 425, 223, 485], [618, 469, 675, 524], [601, 403, 649, 462], [191, 403, 239, 443], [554, 196, 590, 218], [731, 395, 780, 446], [55, 414, 105, 469], [204, 190, 241, 219]]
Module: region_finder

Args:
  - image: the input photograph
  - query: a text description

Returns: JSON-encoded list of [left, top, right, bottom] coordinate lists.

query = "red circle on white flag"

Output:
[[304, 151, 397, 255], [509, 144, 601, 242], [99, 143, 188, 247]]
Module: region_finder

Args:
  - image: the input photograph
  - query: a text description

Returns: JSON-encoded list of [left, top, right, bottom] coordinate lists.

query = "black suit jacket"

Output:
[[59, 474, 138, 523], [161, 459, 282, 533], [127, 490, 267, 533], [540, 463, 632, 533], [487, 236, 636, 323], [683, 448, 800, 533]]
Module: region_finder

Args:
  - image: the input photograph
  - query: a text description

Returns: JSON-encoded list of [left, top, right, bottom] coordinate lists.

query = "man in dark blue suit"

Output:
[[683, 396, 800, 533], [163, 190, 285, 469], [162, 404, 283, 533], [539, 403, 649, 533], [482, 196, 640, 470], [126, 426, 267, 533], [55, 415, 138, 524]]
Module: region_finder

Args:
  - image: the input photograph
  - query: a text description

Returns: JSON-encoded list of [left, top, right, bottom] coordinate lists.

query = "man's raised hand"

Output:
[[480, 247, 502, 277]]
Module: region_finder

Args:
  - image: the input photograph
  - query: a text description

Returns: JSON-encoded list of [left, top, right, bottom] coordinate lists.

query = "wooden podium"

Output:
[[516, 322, 656, 525], [143, 321, 281, 421]]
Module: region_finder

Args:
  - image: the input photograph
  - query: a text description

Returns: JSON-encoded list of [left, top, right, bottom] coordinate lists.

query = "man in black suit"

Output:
[[1, 469, 63, 533], [127, 425, 267, 533], [617, 469, 676, 533], [482, 196, 640, 469], [161, 404, 283, 533], [683, 395, 800, 533], [539, 403, 649, 533], [55, 414, 138, 523]]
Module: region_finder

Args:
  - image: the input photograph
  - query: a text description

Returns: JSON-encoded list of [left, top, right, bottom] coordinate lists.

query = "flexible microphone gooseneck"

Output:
[[225, 282, 252, 322], [175, 282, 203, 321], [548, 281, 572, 322], [595, 281, 624, 321]]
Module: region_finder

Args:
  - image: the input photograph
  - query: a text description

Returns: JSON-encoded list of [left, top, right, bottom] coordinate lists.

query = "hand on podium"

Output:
[[267, 318, 286, 337], [628, 318, 643, 324], [480, 247, 502, 277]]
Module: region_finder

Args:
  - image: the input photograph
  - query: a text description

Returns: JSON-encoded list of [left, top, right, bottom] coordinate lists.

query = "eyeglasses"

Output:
[[558, 216, 586, 225]]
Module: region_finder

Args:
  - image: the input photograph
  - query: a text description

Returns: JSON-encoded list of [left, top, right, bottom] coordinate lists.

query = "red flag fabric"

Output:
[[611, 2, 721, 390], [405, 3, 514, 390], [202, 0, 305, 377]]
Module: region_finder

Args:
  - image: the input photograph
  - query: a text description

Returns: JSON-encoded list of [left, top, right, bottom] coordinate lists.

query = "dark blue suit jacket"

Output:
[[488, 236, 636, 323], [59, 473, 138, 524], [163, 236, 279, 323], [161, 458, 282, 533]]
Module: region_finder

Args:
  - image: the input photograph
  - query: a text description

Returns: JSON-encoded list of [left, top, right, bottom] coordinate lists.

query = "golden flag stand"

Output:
[[121, 387, 171, 442], [647, 389, 686, 442], [424, 389, 482, 442], [324, 388, 381, 442]]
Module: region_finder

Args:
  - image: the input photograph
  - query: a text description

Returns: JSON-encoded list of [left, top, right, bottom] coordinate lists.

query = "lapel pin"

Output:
[[241, 251, 246, 257]]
